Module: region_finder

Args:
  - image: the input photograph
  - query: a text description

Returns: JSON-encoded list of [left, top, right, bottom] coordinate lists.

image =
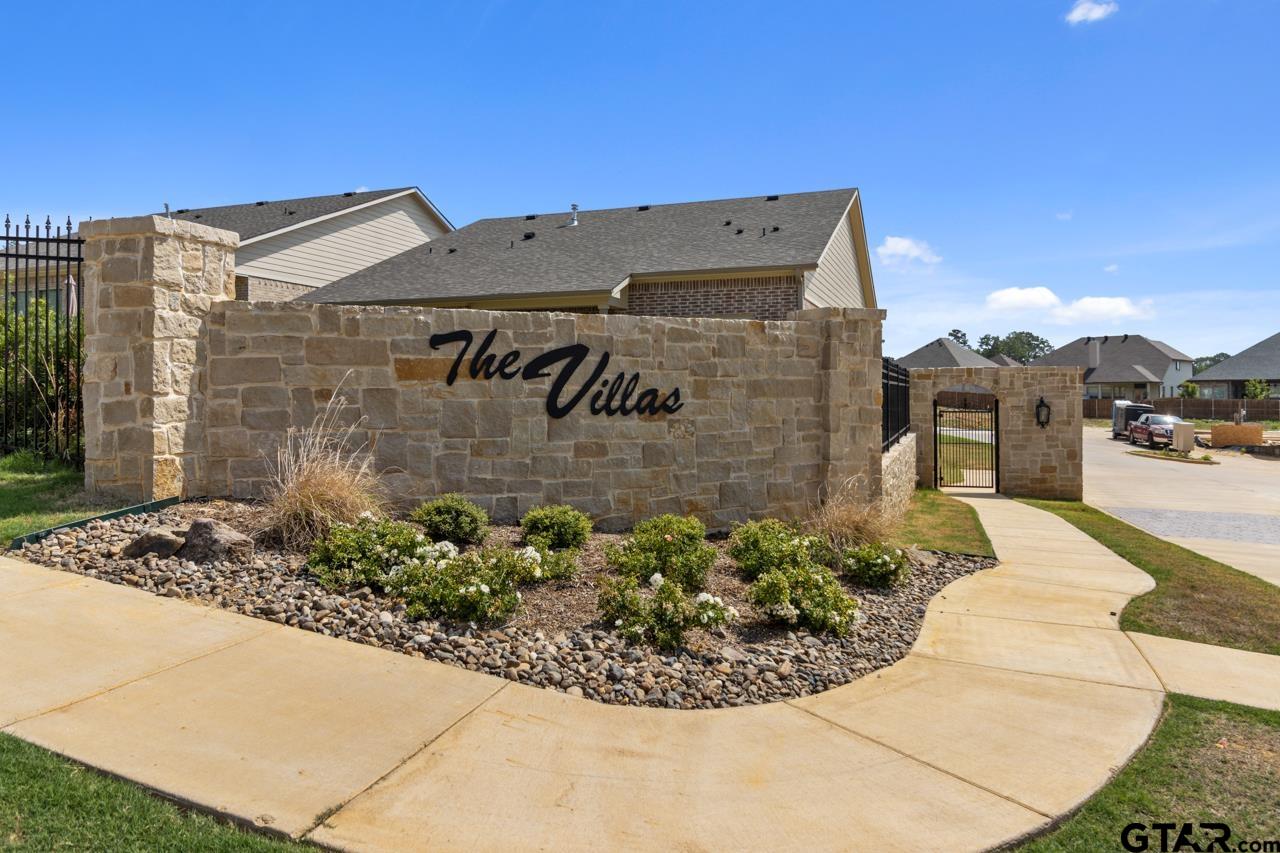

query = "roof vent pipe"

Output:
[[569, 203, 579, 226]]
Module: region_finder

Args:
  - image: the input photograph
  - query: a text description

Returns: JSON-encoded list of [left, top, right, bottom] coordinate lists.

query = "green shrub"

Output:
[[520, 504, 593, 550], [507, 544, 578, 583], [605, 514, 716, 591], [842, 542, 912, 588], [748, 563, 859, 636], [597, 574, 736, 650], [728, 519, 833, 579], [410, 493, 489, 545], [399, 548, 522, 623], [308, 514, 456, 592]]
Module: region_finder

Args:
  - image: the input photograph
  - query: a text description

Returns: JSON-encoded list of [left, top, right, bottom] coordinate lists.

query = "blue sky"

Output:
[[4, 0, 1277, 358]]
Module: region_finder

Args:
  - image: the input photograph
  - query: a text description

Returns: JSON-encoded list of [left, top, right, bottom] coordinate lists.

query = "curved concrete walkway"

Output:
[[1, 495, 1167, 851]]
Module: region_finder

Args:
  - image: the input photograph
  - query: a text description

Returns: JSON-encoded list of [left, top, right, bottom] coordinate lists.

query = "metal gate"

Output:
[[1, 215, 84, 464], [933, 398, 998, 490]]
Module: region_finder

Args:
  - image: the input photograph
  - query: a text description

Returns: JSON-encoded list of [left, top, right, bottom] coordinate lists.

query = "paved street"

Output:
[[1082, 427, 1280, 587]]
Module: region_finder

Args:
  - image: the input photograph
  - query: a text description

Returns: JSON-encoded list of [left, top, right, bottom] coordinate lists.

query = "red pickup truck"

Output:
[[1128, 413, 1185, 447]]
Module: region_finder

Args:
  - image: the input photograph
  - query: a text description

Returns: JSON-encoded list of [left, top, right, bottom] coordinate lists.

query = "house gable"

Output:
[[235, 191, 450, 290], [802, 191, 876, 310]]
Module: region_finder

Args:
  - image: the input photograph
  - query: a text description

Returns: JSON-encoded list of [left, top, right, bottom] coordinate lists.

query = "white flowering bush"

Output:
[[842, 543, 912, 588], [605, 514, 716, 591], [598, 573, 737, 650], [308, 513, 453, 592], [728, 518, 833, 580], [399, 548, 522, 623], [748, 563, 859, 636]]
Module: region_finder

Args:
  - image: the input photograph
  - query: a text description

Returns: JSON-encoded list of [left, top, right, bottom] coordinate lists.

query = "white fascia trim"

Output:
[[239, 188, 452, 246]]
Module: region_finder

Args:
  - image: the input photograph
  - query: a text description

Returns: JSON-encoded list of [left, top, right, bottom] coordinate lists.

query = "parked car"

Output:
[[1129, 413, 1186, 447], [1111, 400, 1154, 439]]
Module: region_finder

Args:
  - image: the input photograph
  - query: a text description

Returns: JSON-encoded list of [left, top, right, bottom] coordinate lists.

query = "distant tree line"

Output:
[[946, 329, 1053, 365]]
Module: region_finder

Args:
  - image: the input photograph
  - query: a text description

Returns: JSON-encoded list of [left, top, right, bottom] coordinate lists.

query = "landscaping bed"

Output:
[[18, 499, 992, 710]]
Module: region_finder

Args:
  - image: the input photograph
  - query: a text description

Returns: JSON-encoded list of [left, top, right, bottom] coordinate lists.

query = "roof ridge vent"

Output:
[[765, 194, 779, 201], [525, 214, 537, 221], [255, 201, 268, 206], [343, 191, 355, 197], [637, 205, 650, 211]]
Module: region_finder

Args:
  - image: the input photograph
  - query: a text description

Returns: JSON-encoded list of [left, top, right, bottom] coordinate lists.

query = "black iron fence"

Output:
[[882, 356, 910, 451], [1, 215, 84, 464]]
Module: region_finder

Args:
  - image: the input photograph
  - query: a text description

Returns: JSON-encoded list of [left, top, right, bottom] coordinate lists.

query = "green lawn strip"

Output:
[[1018, 499, 1280, 656], [1022, 694, 1280, 851], [1188, 418, 1280, 431], [0, 452, 114, 545], [0, 733, 300, 851], [891, 489, 994, 557]]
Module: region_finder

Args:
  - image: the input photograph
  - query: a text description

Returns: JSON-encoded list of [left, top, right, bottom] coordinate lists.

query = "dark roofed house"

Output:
[[1194, 332, 1280, 399], [166, 187, 452, 301], [1032, 334, 1193, 400], [988, 353, 1022, 367], [896, 338, 997, 369], [297, 188, 877, 321]]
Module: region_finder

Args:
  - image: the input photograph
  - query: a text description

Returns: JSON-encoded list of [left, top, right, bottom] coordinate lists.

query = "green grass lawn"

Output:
[[0, 733, 298, 850], [891, 488, 995, 557], [0, 452, 113, 545], [1188, 417, 1280, 431], [1023, 694, 1280, 851], [1019, 499, 1280, 656]]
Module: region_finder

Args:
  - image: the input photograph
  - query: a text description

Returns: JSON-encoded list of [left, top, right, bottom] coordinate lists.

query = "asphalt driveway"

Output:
[[1083, 427, 1280, 587]]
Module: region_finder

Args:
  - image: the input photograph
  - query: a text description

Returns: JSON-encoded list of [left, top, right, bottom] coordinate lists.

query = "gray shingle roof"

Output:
[[988, 353, 1022, 366], [297, 188, 859, 305], [896, 338, 998, 369], [1031, 335, 1191, 383], [162, 188, 437, 241], [1195, 332, 1280, 381]]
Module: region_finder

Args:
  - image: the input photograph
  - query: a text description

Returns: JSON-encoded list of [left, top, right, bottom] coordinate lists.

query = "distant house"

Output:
[[987, 353, 1022, 367], [1194, 332, 1280, 399], [167, 188, 453, 301], [1032, 334, 1193, 400], [298, 188, 877, 321], [896, 338, 997, 369]]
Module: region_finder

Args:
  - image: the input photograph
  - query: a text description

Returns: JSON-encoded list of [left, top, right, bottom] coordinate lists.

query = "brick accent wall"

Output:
[[621, 274, 803, 321]]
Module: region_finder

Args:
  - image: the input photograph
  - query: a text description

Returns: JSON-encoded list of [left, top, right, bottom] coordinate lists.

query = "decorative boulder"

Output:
[[122, 526, 186, 559], [177, 518, 254, 564]]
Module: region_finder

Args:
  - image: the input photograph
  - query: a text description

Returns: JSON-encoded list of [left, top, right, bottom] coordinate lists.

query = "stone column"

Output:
[[81, 216, 237, 502], [794, 307, 886, 504]]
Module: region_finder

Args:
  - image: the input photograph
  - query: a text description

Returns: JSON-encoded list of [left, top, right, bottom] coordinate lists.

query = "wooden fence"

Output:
[[1082, 397, 1280, 421]]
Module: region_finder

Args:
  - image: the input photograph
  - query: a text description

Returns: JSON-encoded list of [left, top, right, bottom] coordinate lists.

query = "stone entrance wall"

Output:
[[908, 366, 1084, 500], [82, 217, 889, 531]]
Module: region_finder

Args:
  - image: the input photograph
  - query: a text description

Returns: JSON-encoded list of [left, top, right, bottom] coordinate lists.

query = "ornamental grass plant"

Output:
[[260, 378, 383, 550]]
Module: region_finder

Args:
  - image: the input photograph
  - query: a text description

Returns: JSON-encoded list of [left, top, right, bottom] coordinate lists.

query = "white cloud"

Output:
[[985, 286, 1062, 312], [1103, 263, 1119, 273], [1056, 210, 1074, 221], [985, 285, 1151, 325], [876, 236, 941, 267], [1066, 0, 1118, 25], [354, 185, 369, 192]]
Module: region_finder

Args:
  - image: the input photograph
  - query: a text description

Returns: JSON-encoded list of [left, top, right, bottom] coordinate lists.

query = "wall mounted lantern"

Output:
[[1035, 396, 1052, 429]]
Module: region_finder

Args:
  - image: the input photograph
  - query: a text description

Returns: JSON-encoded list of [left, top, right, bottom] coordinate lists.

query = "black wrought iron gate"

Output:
[[1, 215, 84, 464], [933, 399, 999, 490]]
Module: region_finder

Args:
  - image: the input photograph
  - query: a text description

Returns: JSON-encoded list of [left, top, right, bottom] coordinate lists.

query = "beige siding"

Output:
[[803, 210, 864, 309], [234, 194, 446, 289]]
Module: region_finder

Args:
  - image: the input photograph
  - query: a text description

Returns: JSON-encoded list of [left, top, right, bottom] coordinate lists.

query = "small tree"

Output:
[[1243, 378, 1270, 400], [1178, 382, 1198, 399], [947, 329, 970, 348]]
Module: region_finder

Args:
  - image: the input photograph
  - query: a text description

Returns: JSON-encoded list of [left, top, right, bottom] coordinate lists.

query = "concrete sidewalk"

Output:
[[0, 495, 1219, 851]]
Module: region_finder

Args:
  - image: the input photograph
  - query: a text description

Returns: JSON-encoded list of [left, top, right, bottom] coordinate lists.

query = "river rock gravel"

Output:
[[20, 509, 995, 710]]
